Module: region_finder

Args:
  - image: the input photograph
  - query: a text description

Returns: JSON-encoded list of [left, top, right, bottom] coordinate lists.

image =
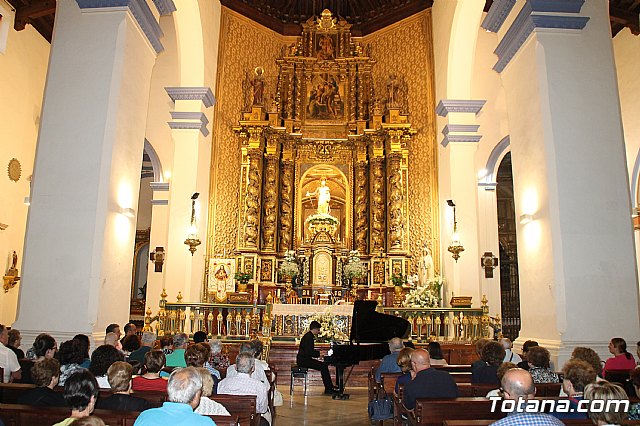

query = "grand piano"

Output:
[[323, 300, 410, 399]]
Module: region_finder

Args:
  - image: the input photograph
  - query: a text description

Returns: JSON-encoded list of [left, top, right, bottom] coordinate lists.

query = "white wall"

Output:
[[0, 18, 50, 325]]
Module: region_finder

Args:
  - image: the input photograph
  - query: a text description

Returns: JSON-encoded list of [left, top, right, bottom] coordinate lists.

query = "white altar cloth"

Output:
[[270, 304, 354, 317]]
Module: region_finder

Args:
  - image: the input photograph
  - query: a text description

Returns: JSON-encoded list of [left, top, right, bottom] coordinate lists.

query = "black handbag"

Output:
[[368, 394, 394, 421]]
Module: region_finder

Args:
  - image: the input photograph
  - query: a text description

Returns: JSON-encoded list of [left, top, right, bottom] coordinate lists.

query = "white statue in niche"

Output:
[[419, 244, 434, 286], [306, 177, 331, 215]]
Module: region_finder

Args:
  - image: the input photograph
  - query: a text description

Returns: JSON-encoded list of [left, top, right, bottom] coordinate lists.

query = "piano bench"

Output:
[[290, 364, 309, 397]]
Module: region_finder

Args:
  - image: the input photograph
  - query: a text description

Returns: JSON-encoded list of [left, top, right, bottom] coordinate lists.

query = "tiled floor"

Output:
[[274, 386, 372, 426]]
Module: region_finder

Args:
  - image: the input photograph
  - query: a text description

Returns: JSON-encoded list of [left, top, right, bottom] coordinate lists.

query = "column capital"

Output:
[[76, 0, 164, 54], [165, 87, 215, 108], [436, 100, 486, 117], [168, 111, 210, 136], [493, 0, 589, 73]]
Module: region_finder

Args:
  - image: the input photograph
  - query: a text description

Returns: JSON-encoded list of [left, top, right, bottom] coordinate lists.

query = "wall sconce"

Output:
[[120, 207, 136, 218], [184, 193, 201, 256], [447, 199, 465, 262], [519, 214, 534, 224]]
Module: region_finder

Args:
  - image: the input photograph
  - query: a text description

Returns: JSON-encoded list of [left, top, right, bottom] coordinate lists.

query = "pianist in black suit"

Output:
[[297, 320, 337, 394]]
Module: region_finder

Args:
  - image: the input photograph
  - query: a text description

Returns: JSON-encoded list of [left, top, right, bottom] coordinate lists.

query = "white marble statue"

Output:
[[306, 177, 331, 215], [419, 244, 434, 286]]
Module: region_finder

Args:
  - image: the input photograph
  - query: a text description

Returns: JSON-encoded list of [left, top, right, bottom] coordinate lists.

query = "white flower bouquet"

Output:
[[343, 250, 366, 279], [403, 285, 440, 308], [303, 312, 350, 342]]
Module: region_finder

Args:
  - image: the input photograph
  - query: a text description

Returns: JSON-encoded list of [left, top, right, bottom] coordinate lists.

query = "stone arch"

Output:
[[480, 135, 511, 186], [143, 139, 164, 182]]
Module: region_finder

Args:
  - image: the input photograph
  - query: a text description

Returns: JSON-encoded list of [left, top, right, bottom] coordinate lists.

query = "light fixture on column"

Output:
[[447, 199, 464, 262], [184, 192, 201, 256], [519, 213, 534, 224]]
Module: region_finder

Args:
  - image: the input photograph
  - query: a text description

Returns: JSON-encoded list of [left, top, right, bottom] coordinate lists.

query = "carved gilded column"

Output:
[[370, 134, 386, 253], [354, 158, 369, 254], [294, 64, 303, 121], [285, 66, 294, 120], [386, 152, 403, 252], [261, 151, 279, 252], [357, 66, 364, 121], [278, 141, 295, 252], [349, 63, 357, 122]]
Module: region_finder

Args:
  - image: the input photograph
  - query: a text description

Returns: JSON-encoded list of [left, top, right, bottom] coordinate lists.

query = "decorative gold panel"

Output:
[[362, 11, 440, 273]]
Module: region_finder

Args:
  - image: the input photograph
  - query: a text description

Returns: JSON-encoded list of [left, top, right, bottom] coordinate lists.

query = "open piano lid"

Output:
[[349, 300, 411, 343]]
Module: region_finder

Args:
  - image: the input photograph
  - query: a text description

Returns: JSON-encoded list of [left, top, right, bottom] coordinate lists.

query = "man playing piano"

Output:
[[297, 321, 338, 395]]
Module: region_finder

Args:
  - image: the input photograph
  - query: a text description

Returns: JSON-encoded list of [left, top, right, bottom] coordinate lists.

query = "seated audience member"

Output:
[[17, 358, 66, 407], [603, 337, 636, 379], [491, 368, 563, 425], [165, 333, 188, 367], [193, 331, 208, 344], [132, 350, 168, 392], [194, 367, 231, 416], [637, 341, 640, 366], [73, 334, 91, 368], [251, 339, 268, 370], [106, 323, 121, 340], [517, 340, 538, 370], [96, 361, 150, 412], [160, 336, 173, 355], [218, 352, 271, 425], [471, 338, 490, 373], [375, 337, 403, 382], [501, 338, 523, 364], [227, 341, 268, 384], [185, 343, 220, 382], [528, 346, 559, 383], [402, 349, 458, 410], [58, 339, 87, 386], [427, 341, 448, 366], [628, 368, 640, 419], [104, 332, 123, 352], [572, 346, 604, 379], [32, 333, 58, 360], [122, 334, 141, 358], [121, 323, 137, 342], [129, 332, 156, 364], [209, 338, 229, 369], [73, 417, 106, 426], [584, 381, 630, 426], [0, 323, 21, 382], [551, 359, 596, 420], [89, 344, 125, 388], [485, 362, 517, 398], [134, 367, 215, 425], [7, 328, 24, 359], [394, 347, 414, 393], [472, 340, 505, 384], [54, 370, 100, 426]]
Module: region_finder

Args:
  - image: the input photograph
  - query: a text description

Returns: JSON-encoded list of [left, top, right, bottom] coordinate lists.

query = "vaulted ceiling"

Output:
[[4, 0, 640, 44]]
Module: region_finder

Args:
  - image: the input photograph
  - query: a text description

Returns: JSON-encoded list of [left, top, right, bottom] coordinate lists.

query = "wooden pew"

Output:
[[450, 372, 472, 383], [0, 383, 256, 426], [433, 365, 472, 373], [456, 382, 561, 397], [411, 397, 505, 426], [0, 403, 238, 426]]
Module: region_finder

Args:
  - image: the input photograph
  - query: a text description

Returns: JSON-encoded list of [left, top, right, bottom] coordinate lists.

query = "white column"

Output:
[[437, 101, 485, 305], [496, 0, 639, 364], [161, 88, 213, 312], [13, 0, 161, 348]]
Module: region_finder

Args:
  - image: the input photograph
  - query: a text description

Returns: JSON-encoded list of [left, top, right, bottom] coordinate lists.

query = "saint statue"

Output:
[[306, 177, 331, 215], [250, 67, 265, 106], [418, 244, 434, 286]]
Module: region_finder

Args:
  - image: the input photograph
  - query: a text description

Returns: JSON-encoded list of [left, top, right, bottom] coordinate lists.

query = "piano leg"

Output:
[[331, 364, 350, 400]]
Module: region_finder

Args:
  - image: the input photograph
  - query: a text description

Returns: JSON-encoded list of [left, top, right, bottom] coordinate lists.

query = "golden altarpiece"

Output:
[[222, 9, 426, 302]]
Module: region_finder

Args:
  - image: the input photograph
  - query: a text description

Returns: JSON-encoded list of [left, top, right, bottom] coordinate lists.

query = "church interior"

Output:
[[2, 0, 640, 412]]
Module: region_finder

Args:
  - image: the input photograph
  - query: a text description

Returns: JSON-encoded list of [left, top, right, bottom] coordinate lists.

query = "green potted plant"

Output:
[[234, 271, 252, 293]]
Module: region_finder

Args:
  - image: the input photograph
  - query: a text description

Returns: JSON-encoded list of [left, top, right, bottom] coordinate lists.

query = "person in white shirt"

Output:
[[194, 367, 230, 416], [218, 353, 271, 425], [0, 324, 21, 382], [226, 341, 269, 385], [501, 338, 523, 364]]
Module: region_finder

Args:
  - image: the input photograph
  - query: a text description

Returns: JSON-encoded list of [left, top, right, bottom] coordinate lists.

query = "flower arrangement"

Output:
[[303, 311, 350, 343], [234, 271, 252, 284], [391, 273, 407, 286], [343, 250, 366, 279], [402, 285, 440, 308], [305, 212, 339, 225], [278, 250, 299, 279]]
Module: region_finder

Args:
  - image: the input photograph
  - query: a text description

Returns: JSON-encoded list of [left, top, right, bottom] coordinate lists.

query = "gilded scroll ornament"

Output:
[[387, 154, 404, 250]]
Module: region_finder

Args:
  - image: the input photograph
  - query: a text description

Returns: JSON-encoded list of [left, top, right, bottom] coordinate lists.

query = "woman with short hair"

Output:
[[471, 341, 505, 384], [194, 367, 231, 415], [427, 342, 448, 366], [394, 347, 414, 393], [58, 339, 87, 386], [584, 381, 629, 425], [17, 358, 66, 407], [53, 370, 100, 426], [528, 346, 560, 383], [96, 361, 150, 412], [132, 350, 168, 392]]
